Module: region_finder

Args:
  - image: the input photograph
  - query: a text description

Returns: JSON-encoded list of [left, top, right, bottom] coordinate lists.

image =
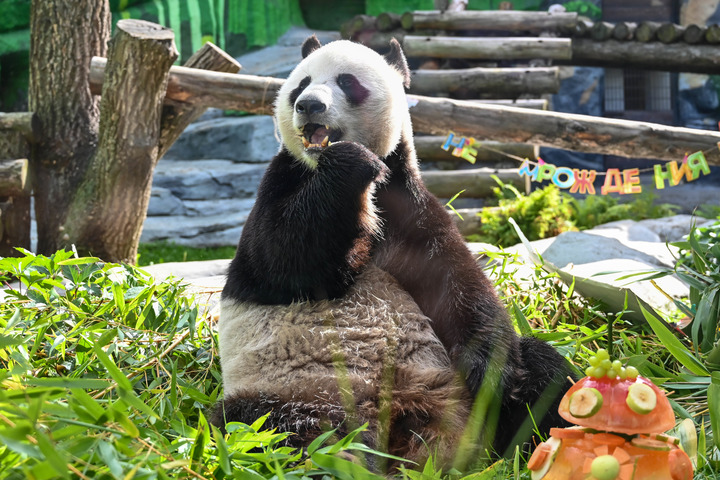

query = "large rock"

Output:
[[164, 116, 279, 163], [152, 159, 267, 201], [141, 210, 248, 247]]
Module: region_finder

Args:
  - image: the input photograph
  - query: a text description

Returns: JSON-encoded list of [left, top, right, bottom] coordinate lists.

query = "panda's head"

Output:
[[275, 35, 412, 169]]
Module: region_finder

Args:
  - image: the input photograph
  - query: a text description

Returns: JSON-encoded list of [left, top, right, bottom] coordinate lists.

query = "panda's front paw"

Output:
[[319, 141, 389, 184]]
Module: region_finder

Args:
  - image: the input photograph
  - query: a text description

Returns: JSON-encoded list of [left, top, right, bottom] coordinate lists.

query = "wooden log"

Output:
[[590, 22, 614, 42], [0, 112, 40, 141], [705, 24, 720, 44], [402, 35, 573, 60], [683, 24, 705, 44], [0, 158, 29, 196], [353, 30, 407, 51], [414, 136, 538, 163], [157, 42, 241, 159], [407, 95, 720, 165], [91, 56, 283, 115], [573, 19, 594, 37], [409, 66, 560, 96], [421, 167, 524, 198], [342, 14, 376, 38], [0, 132, 30, 255], [570, 38, 720, 75], [401, 10, 578, 33], [376, 12, 402, 32], [473, 99, 548, 110], [635, 21, 660, 42], [65, 19, 178, 263], [657, 23, 685, 44], [612, 22, 636, 41], [90, 60, 720, 163]]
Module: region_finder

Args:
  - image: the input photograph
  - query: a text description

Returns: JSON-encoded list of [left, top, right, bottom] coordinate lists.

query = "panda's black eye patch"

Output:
[[289, 76, 311, 108], [337, 74, 369, 106]]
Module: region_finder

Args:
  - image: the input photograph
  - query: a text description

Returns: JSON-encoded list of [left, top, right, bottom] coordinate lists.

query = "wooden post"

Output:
[[612, 22, 636, 41], [157, 42, 242, 159], [63, 19, 178, 263], [705, 24, 720, 44], [0, 138, 30, 256], [657, 23, 685, 43], [590, 22, 614, 42], [0, 113, 40, 142], [401, 10, 578, 33], [409, 66, 559, 96], [683, 24, 705, 44], [89, 61, 720, 163], [376, 12, 402, 32], [402, 35, 573, 60]]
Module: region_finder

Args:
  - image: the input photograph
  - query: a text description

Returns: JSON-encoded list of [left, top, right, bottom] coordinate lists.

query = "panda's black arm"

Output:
[[223, 143, 388, 305]]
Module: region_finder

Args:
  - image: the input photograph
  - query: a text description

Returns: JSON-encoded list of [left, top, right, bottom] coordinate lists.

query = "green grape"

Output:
[[626, 366, 639, 379], [592, 366, 606, 379], [585, 366, 594, 376], [606, 369, 617, 379], [596, 349, 610, 361], [612, 360, 622, 372], [618, 367, 627, 380], [588, 355, 599, 367], [600, 359, 613, 370]]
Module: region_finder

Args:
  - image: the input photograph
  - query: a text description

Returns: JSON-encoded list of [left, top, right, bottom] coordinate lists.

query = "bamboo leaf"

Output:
[[640, 304, 709, 376]]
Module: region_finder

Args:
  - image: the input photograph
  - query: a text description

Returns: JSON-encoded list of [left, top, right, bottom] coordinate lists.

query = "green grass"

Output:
[[137, 241, 236, 266], [1, 232, 718, 478]]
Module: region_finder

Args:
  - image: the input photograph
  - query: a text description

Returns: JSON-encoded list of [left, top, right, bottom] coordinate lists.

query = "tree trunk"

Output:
[[61, 19, 177, 263], [29, 0, 110, 255]]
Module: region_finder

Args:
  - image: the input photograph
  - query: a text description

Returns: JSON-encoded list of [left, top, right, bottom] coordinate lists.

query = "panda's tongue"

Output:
[[310, 126, 331, 145]]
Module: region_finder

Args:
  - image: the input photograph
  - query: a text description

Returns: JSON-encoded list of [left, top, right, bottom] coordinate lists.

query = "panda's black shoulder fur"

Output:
[[222, 142, 387, 305]]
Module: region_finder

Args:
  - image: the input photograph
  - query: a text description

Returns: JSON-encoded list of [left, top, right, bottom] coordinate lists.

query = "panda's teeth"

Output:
[[321, 136, 329, 147], [302, 137, 310, 148]]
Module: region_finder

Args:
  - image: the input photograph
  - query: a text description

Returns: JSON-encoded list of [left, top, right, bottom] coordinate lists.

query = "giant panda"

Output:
[[212, 35, 574, 468]]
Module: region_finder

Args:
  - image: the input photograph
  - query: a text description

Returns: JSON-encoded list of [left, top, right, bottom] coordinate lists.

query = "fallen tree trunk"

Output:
[[0, 134, 30, 256], [401, 10, 578, 33], [402, 35, 573, 60], [570, 38, 720, 74], [414, 136, 538, 163], [89, 59, 720, 163], [421, 167, 523, 198], [409, 66, 559, 96]]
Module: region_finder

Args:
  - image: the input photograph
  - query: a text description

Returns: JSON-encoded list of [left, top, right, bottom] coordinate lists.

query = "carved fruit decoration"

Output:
[[527, 349, 694, 480]]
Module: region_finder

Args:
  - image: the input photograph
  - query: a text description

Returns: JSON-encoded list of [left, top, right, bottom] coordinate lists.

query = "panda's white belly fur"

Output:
[[219, 265, 457, 404]]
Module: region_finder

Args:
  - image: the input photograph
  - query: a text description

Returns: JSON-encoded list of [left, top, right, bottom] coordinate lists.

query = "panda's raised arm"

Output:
[[222, 142, 388, 305]]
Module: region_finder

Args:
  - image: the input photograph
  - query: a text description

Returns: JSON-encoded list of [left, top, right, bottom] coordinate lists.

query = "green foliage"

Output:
[[137, 241, 236, 266], [469, 180, 575, 247], [1, 243, 718, 477], [467, 179, 679, 247]]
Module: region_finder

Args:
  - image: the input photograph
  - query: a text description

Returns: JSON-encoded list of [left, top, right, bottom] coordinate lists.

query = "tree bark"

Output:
[[421, 167, 524, 198], [409, 66, 559, 96], [157, 42, 241, 159], [62, 19, 177, 263], [401, 10, 578, 33], [29, 0, 110, 255], [402, 35, 573, 60], [570, 38, 720, 74], [0, 159, 29, 197], [408, 95, 720, 165], [0, 112, 40, 141], [414, 136, 538, 163]]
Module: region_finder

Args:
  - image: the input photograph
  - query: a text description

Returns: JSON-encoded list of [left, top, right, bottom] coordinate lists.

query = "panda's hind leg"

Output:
[[494, 336, 576, 456]]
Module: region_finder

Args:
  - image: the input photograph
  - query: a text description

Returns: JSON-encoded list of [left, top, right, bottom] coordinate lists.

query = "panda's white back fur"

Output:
[[275, 40, 412, 168]]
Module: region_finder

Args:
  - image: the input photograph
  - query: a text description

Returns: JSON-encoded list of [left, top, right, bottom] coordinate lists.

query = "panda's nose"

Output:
[[295, 99, 326, 115]]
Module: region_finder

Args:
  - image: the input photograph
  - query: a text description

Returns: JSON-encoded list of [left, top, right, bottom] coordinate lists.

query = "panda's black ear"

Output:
[[302, 35, 322, 58], [384, 38, 411, 88]]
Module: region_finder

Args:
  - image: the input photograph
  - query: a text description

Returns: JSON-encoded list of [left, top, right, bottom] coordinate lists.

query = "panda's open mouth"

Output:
[[301, 123, 342, 150]]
